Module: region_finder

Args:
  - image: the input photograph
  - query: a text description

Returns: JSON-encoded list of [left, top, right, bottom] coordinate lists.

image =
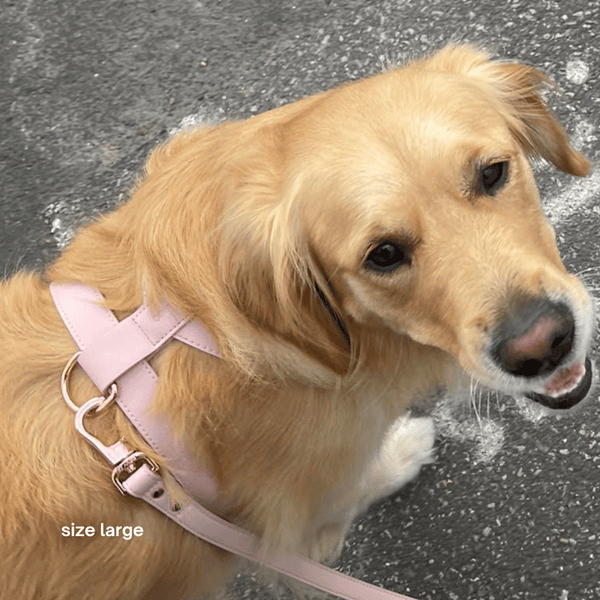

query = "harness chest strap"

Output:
[[50, 282, 418, 600], [51, 282, 221, 505]]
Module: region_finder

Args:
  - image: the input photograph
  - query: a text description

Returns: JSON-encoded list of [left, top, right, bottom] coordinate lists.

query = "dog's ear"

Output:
[[217, 139, 353, 378], [428, 45, 591, 176], [488, 62, 591, 176]]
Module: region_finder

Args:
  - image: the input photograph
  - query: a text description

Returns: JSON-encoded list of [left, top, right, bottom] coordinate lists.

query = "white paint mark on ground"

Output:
[[571, 119, 597, 151], [544, 166, 600, 228], [432, 393, 505, 464], [513, 397, 552, 424], [50, 218, 75, 250], [42, 200, 80, 249], [168, 108, 226, 137], [566, 59, 590, 85]]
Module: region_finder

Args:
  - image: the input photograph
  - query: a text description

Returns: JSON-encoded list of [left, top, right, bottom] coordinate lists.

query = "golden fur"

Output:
[[0, 45, 594, 599]]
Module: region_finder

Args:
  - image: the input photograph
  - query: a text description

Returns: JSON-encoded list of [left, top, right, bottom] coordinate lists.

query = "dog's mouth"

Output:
[[525, 356, 593, 410]]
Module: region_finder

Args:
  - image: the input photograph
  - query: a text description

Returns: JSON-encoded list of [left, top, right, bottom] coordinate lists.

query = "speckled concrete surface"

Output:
[[2, 1, 600, 599]]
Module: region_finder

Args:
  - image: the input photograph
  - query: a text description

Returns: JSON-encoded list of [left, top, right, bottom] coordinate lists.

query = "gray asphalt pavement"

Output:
[[2, 1, 600, 599]]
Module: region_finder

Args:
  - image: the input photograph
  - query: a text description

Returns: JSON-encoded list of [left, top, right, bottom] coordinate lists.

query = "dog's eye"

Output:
[[365, 242, 412, 273], [479, 161, 509, 196]]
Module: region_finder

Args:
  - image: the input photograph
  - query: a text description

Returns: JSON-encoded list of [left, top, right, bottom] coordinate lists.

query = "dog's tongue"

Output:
[[527, 357, 592, 410], [544, 362, 585, 397]]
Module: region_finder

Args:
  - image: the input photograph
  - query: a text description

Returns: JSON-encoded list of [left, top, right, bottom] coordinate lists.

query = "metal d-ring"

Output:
[[61, 351, 118, 413]]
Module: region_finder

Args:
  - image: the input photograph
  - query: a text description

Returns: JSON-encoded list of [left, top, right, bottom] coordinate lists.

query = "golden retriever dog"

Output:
[[0, 44, 595, 600]]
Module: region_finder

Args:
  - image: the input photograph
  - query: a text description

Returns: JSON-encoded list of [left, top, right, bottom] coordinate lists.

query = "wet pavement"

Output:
[[2, 1, 600, 599]]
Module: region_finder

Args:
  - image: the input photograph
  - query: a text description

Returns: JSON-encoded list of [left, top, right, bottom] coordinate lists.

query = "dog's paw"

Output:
[[307, 521, 348, 564], [365, 417, 436, 501]]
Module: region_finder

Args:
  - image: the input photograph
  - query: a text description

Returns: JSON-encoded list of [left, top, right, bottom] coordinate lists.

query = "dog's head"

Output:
[[139, 45, 594, 408]]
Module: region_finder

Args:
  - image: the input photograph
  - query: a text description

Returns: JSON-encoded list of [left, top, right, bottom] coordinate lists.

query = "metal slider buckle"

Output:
[[73, 396, 160, 497], [112, 452, 160, 496]]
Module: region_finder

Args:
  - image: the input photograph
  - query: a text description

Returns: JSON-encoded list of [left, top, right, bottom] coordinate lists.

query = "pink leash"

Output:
[[50, 282, 418, 600]]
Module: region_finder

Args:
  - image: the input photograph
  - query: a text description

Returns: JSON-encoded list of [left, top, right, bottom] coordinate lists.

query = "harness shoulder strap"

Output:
[[51, 283, 221, 394]]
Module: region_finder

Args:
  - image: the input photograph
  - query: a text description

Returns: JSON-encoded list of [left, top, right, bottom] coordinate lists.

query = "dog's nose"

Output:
[[492, 297, 575, 377]]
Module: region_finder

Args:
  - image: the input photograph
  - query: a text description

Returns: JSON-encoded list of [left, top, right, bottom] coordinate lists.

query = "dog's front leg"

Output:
[[361, 416, 436, 505], [309, 417, 435, 563]]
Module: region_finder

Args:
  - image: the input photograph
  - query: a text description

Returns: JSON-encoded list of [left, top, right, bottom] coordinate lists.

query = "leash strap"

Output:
[[50, 282, 419, 600], [122, 465, 416, 600]]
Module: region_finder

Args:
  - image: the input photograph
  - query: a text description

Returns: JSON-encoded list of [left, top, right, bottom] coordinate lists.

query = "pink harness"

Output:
[[51, 282, 418, 600]]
